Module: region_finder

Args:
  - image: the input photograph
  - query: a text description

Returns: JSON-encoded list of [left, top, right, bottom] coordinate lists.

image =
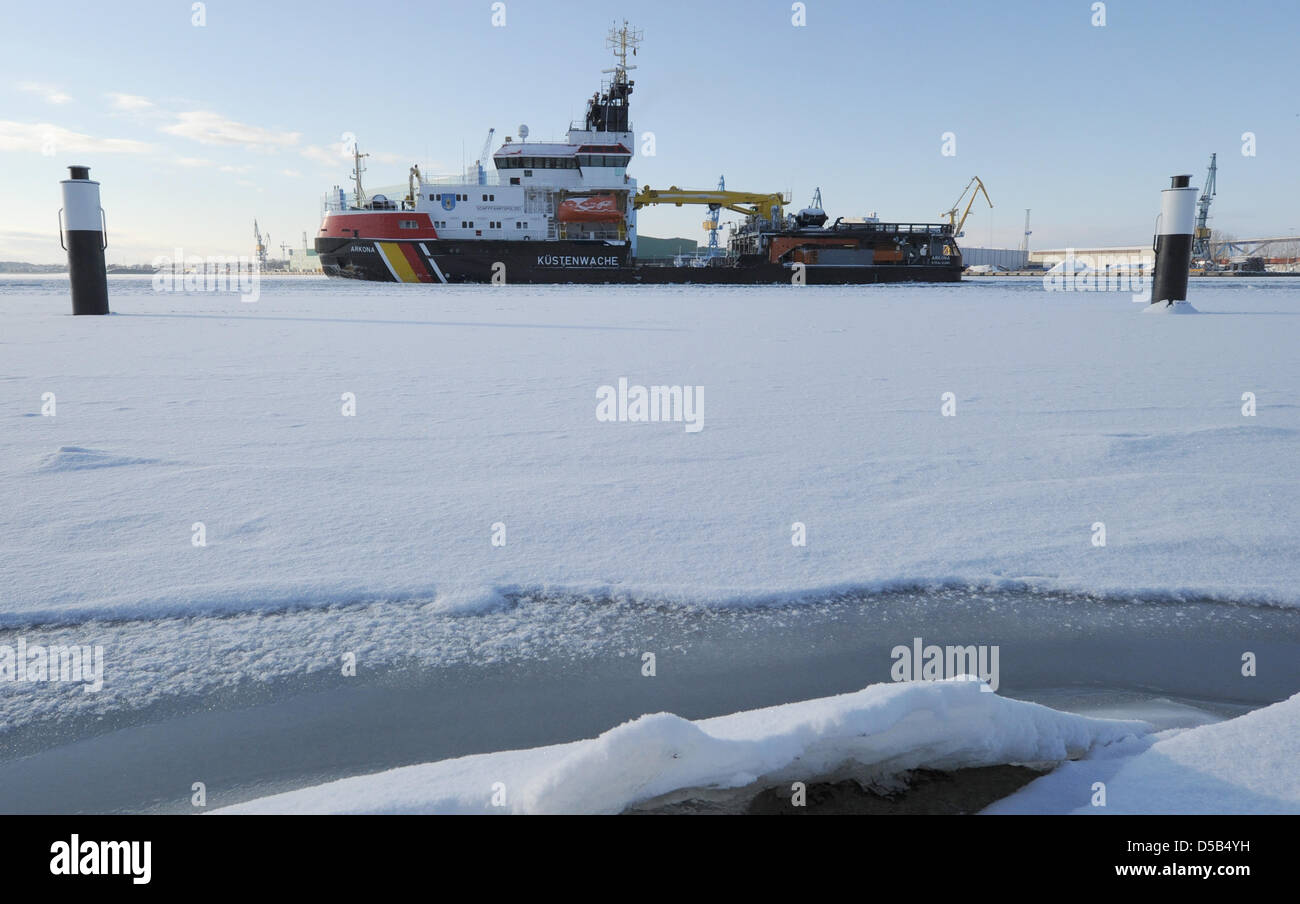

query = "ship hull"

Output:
[[316, 238, 962, 285]]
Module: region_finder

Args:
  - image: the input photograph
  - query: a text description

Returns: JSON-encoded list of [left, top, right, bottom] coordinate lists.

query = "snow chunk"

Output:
[[215, 679, 1146, 814]]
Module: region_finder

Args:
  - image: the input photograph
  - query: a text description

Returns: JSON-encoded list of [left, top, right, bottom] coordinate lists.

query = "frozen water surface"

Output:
[[1, 275, 1297, 812]]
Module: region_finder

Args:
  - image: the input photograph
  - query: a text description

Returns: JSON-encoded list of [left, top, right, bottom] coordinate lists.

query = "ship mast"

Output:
[[603, 20, 641, 85], [351, 143, 370, 210], [586, 21, 641, 133]]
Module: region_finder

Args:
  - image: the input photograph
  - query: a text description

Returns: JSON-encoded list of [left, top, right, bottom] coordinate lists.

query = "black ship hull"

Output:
[[316, 237, 962, 285]]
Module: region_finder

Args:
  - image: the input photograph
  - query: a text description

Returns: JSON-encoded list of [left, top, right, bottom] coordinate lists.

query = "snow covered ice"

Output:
[[988, 690, 1300, 815], [1, 274, 1298, 814], [5, 277, 1297, 619]]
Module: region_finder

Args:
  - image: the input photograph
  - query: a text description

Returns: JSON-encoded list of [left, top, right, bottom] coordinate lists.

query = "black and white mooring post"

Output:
[[1150, 174, 1197, 308], [59, 165, 110, 315]]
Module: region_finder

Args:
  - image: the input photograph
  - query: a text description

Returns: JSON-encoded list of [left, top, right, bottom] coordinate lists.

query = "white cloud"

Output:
[[162, 111, 299, 151], [0, 121, 153, 155], [107, 93, 155, 112], [301, 143, 410, 168], [18, 81, 72, 105], [174, 156, 214, 167], [218, 164, 252, 174], [281, 169, 302, 177], [301, 143, 348, 165]]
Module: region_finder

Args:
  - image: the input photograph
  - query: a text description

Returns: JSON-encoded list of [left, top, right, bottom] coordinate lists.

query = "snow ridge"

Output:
[[217, 679, 1147, 815]]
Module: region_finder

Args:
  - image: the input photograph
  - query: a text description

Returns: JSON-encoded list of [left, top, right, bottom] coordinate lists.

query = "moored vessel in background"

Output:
[[315, 23, 961, 285]]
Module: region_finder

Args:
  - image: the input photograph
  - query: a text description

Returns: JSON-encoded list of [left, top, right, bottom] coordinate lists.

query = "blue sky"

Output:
[[2, 0, 1297, 263]]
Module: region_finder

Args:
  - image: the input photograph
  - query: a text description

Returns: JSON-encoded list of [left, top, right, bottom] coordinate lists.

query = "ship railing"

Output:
[[320, 170, 504, 214], [366, 184, 420, 206], [837, 222, 954, 236], [320, 189, 418, 213], [420, 169, 502, 188]]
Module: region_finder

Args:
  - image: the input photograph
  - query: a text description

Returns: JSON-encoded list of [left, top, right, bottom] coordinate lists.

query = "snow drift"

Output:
[[215, 679, 1147, 814], [987, 690, 1300, 814]]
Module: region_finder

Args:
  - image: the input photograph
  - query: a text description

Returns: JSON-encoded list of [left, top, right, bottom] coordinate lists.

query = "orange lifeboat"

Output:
[[556, 194, 624, 224]]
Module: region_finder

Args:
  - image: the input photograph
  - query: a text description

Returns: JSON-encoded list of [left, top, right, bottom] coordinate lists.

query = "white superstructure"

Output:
[[324, 23, 642, 256]]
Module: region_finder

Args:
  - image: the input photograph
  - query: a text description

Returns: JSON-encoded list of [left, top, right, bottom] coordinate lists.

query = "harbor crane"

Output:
[[475, 127, 495, 184], [941, 176, 992, 237], [633, 185, 790, 223], [1193, 152, 1217, 264], [703, 175, 725, 257]]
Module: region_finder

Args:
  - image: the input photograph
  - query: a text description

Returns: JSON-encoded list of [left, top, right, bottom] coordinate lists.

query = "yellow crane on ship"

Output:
[[942, 176, 993, 237], [633, 186, 791, 222]]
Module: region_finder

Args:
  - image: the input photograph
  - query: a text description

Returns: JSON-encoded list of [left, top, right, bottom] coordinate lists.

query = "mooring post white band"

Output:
[[1159, 183, 1197, 237], [61, 176, 103, 232]]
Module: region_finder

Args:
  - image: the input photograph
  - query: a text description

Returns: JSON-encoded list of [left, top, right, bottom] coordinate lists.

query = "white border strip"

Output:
[[374, 243, 402, 282], [420, 243, 448, 284]]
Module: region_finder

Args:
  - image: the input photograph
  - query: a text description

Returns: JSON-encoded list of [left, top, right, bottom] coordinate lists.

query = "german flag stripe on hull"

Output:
[[376, 242, 434, 283]]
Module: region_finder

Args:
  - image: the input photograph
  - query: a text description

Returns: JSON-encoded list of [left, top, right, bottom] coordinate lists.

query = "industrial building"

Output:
[[1030, 246, 1152, 268], [959, 247, 1031, 270]]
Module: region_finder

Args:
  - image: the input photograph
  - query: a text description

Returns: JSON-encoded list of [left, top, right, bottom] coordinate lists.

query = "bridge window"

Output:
[[577, 154, 631, 168]]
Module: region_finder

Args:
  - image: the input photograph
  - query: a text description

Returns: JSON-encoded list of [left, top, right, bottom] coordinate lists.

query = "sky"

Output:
[[2, 0, 1298, 264]]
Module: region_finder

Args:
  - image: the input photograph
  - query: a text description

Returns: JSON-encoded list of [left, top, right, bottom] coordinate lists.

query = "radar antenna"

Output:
[[604, 20, 642, 82], [585, 22, 642, 133]]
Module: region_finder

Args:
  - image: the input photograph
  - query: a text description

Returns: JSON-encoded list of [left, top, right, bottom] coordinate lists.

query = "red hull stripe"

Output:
[[320, 212, 439, 241]]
